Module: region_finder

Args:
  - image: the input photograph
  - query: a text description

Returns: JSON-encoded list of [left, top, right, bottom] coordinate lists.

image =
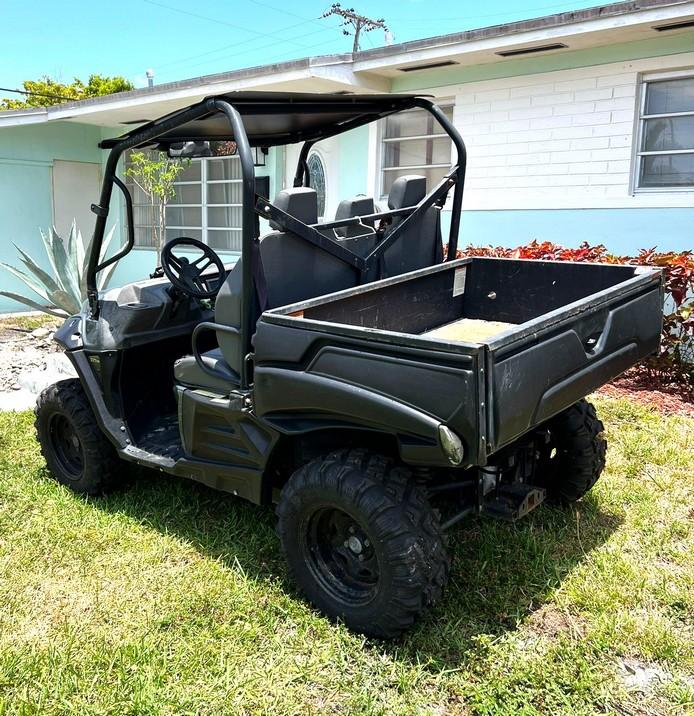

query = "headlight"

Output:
[[438, 425, 464, 466]]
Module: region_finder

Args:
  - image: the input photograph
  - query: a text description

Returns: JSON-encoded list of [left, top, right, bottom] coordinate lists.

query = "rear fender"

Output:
[[254, 366, 453, 466]]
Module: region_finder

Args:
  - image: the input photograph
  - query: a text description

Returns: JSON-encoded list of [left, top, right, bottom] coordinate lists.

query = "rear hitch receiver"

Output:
[[482, 483, 546, 522]]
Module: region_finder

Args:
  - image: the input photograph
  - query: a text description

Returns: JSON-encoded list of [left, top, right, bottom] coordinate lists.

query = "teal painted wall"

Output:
[[445, 207, 694, 255], [0, 160, 53, 312], [0, 122, 104, 313], [0, 121, 103, 164], [0, 126, 279, 313], [392, 31, 694, 92], [337, 125, 371, 199]]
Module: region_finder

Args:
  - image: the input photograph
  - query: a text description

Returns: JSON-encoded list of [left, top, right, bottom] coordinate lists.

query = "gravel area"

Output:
[[0, 316, 76, 412]]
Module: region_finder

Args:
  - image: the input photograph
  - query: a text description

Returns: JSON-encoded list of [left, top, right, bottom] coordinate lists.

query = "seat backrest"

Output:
[[260, 187, 359, 308], [213, 187, 322, 376], [334, 196, 375, 238], [381, 175, 443, 278], [213, 260, 244, 378], [329, 196, 378, 275]]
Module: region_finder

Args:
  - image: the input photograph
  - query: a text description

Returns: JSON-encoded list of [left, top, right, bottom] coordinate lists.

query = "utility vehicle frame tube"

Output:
[[86, 101, 214, 316], [293, 140, 314, 188], [212, 99, 257, 385], [86, 94, 467, 340], [413, 97, 466, 259]]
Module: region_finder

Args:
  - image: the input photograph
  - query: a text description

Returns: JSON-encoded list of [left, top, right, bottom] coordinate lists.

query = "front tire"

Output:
[[276, 449, 449, 638], [535, 399, 607, 504], [35, 379, 124, 495]]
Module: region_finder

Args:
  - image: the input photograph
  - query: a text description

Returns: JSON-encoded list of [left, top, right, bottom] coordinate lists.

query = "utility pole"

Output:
[[322, 4, 388, 53]]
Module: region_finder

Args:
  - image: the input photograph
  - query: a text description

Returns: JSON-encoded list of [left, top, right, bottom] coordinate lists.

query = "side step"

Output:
[[121, 444, 177, 470], [482, 483, 546, 522]]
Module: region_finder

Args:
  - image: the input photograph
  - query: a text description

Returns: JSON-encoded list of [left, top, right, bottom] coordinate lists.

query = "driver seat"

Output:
[[173, 346, 238, 393], [173, 255, 244, 393], [174, 187, 365, 394]]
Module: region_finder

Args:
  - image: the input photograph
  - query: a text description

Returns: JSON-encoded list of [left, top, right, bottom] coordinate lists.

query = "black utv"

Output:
[[35, 92, 663, 638]]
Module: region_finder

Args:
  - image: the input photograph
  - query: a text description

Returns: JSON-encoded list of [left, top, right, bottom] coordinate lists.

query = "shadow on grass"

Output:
[[398, 495, 620, 669], [95, 467, 620, 670]]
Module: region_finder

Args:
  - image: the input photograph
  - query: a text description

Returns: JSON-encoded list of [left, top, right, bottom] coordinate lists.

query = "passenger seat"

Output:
[[334, 196, 375, 239], [381, 175, 443, 277], [260, 187, 360, 307], [330, 195, 379, 281]]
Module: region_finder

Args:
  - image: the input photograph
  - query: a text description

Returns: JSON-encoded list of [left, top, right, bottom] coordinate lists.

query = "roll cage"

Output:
[[88, 91, 467, 380]]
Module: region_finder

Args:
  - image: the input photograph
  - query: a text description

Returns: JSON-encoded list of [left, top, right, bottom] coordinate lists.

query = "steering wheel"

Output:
[[161, 237, 225, 299]]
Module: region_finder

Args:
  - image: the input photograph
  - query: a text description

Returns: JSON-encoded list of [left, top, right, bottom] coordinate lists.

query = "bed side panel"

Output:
[[253, 321, 482, 465]]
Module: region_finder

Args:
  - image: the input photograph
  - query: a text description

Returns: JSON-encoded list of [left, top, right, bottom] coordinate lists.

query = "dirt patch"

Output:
[[0, 317, 62, 389], [598, 370, 694, 418], [524, 605, 587, 640]]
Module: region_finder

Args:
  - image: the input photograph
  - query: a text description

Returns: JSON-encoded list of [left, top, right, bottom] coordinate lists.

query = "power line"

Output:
[[156, 21, 339, 74], [244, 0, 332, 30], [143, 0, 323, 50], [389, 1, 593, 24], [157, 33, 343, 79]]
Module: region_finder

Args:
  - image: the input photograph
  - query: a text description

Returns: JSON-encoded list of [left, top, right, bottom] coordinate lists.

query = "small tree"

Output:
[[124, 152, 188, 258]]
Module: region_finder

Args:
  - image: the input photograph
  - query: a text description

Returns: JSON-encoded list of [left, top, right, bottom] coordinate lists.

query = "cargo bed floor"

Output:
[[422, 318, 515, 343]]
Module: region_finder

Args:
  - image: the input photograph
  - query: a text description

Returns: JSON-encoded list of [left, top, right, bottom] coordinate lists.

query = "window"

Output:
[[125, 150, 243, 251], [380, 105, 453, 196], [635, 74, 694, 190], [307, 153, 326, 218]]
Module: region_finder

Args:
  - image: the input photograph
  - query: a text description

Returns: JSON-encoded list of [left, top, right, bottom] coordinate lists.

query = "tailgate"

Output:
[[485, 270, 663, 453]]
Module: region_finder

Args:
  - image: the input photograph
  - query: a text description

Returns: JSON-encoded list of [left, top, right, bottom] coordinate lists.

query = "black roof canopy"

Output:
[[100, 92, 425, 149]]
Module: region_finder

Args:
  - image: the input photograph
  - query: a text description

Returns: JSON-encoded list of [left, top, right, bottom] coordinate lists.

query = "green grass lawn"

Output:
[[0, 397, 691, 715]]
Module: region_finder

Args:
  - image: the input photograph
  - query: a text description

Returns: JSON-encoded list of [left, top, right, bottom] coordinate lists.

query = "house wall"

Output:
[[306, 40, 694, 254], [2, 32, 693, 314], [0, 123, 281, 313], [283, 125, 372, 220], [381, 34, 694, 255], [0, 122, 104, 314]]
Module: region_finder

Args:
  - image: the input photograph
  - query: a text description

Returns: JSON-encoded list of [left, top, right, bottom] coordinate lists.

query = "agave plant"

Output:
[[0, 221, 117, 317]]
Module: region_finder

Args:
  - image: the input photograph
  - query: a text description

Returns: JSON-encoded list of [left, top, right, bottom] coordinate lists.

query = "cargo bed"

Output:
[[253, 257, 662, 467]]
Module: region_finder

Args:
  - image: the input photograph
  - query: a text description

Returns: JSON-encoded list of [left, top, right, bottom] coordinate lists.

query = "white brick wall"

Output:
[[442, 52, 694, 210]]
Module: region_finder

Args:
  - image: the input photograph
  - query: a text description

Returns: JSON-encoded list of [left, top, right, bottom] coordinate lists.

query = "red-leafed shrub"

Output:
[[455, 241, 694, 387]]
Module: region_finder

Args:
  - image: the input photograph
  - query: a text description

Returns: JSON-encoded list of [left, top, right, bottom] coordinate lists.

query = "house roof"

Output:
[[1, 0, 693, 129]]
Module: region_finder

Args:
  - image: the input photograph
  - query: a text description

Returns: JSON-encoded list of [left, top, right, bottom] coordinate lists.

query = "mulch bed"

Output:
[[598, 370, 694, 418]]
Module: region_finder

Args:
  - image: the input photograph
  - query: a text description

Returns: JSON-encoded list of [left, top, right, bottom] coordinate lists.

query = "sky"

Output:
[[2, 0, 607, 93]]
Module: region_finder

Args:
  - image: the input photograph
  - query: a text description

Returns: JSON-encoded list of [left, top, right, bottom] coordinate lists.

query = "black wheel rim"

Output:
[[303, 507, 379, 607], [48, 413, 84, 479]]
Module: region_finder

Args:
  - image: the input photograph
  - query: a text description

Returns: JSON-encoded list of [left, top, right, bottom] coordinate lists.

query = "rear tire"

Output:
[[535, 399, 607, 504], [35, 379, 124, 495], [276, 449, 449, 638]]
